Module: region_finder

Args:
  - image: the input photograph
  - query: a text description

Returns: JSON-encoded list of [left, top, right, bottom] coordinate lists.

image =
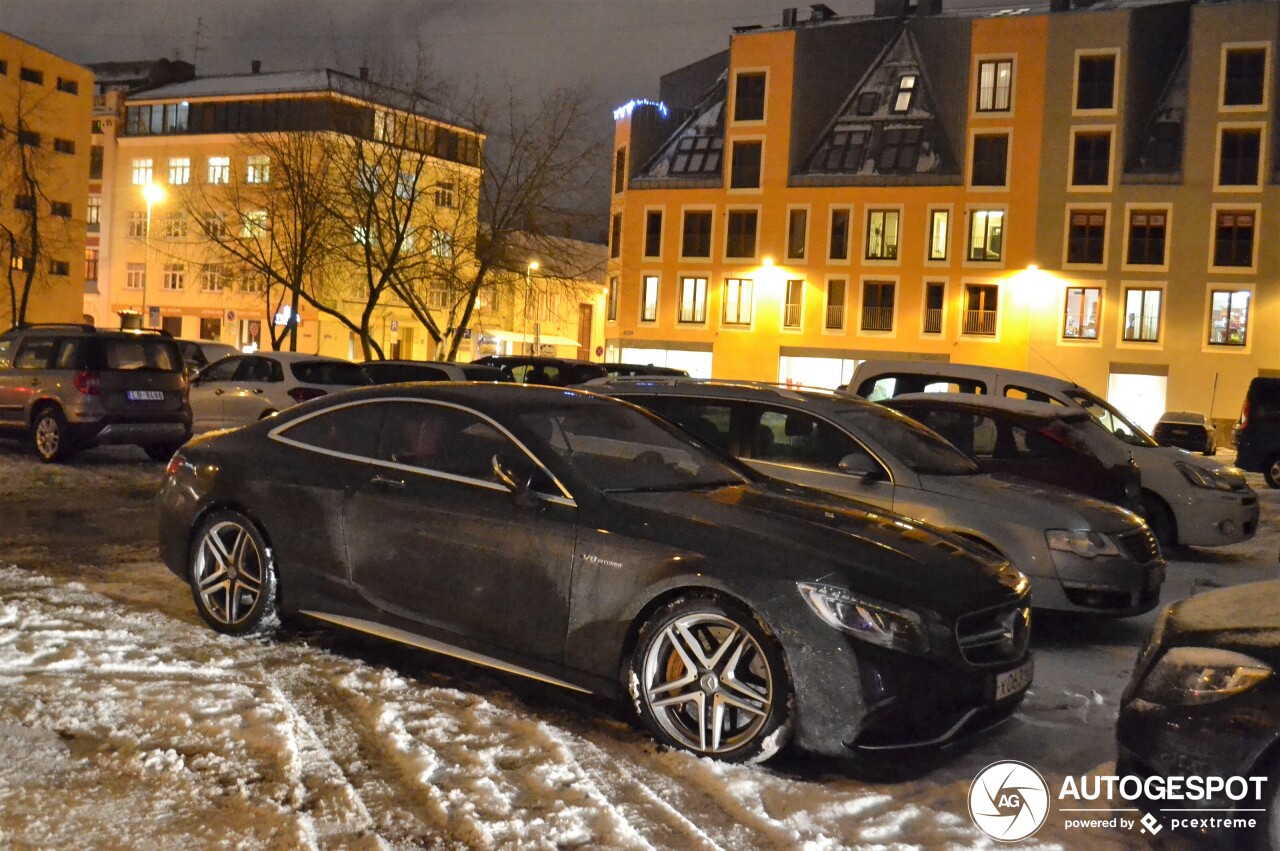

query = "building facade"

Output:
[[608, 0, 1280, 429], [0, 31, 92, 328]]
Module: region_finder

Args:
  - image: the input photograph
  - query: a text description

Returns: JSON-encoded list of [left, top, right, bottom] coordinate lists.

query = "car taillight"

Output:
[[1239, 399, 1250, 429], [165, 452, 186, 477], [73, 370, 100, 396], [288, 387, 327, 403]]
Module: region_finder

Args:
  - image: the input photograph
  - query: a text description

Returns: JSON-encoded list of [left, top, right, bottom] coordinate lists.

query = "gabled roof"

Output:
[[131, 68, 472, 132], [636, 73, 727, 184]]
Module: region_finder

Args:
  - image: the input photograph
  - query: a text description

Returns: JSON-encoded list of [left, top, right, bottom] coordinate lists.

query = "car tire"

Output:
[[188, 510, 280, 636], [1265, 456, 1280, 490], [1140, 491, 1177, 547], [30, 405, 72, 463], [628, 596, 792, 763], [143, 442, 185, 462]]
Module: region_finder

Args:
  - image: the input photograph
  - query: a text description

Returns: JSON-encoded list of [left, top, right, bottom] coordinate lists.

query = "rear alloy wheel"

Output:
[[1265, 456, 1280, 490], [189, 511, 279, 635], [630, 598, 791, 763], [31, 406, 71, 463]]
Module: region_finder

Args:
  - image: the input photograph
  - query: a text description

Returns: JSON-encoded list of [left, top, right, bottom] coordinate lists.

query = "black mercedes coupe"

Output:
[[158, 384, 1032, 762]]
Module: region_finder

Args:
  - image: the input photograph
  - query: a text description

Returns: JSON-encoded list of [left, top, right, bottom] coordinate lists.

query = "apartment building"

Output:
[[0, 31, 92, 327], [609, 0, 1280, 428]]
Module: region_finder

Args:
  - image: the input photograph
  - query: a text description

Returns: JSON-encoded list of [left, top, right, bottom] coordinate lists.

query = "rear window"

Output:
[[86, 337, 183, 372], [364, 363, 449, 383], [291, 360, 371, 386], [461, 365, 513, 382]]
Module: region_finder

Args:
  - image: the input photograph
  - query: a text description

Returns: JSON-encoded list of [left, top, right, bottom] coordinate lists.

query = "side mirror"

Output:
[[492, 452, 541, 508], [837, 453, 882, 482]]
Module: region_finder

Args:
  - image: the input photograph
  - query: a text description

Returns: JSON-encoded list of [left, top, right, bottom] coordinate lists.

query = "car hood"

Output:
[[917, 472, 1142, 532], [1163, 581, 1280, 657], [604, 482, 1027, 616]]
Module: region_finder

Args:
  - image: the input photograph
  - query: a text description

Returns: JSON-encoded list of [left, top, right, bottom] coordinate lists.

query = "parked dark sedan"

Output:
[[884, 394, 1143, 513], [1117, 581, 1280, 842], [473, 355, 608, 386], [1153, 411, 1217, 456], [159, 384, 1032, 762]]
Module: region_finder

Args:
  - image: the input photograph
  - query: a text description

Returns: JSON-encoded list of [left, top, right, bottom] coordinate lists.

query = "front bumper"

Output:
[[1169, 488, 1259, 547], [1033, 534, 1164, 615]]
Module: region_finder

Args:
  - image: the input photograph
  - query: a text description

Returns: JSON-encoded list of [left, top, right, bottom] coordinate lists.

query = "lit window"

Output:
[[1123, 288, 1161, 342], [722, 278, 754, 326], [678, 276, 707, 323], [131, 158, 153, 185], [968, 210, 1004, 262], [208, 156, 231, 185], [976, 60, 1012, 112], [641, 275, 659, 322], [246, 155, 270, 184], [1208, 290, 1251, 346], [783, 279, 803, 329], [162, 264, 185, 290], [865, 210, 900, 261], [243, 210, 267, 238], [928, 210, 948, 261], [892, 75, 918, 113], [1063, 286, 1101, 339], [164, 212, 187, 239], [125, 264, 146, 290], [168, 157, 190, 185]]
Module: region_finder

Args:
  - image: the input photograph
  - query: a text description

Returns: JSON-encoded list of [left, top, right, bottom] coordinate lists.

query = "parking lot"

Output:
[[1, 442, 1276, 849]]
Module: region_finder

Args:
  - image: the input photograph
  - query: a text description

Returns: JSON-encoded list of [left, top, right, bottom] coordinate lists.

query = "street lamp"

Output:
[[142, 182, 165, 326], [524, 260, 539, 355]]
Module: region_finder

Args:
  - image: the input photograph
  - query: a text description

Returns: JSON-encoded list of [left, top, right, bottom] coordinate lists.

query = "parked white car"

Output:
[[190, 352, 370, 433], [847, 360, 1259, 547]]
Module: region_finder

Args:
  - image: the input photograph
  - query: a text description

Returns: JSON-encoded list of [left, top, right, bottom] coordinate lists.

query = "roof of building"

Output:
[[0, 29, 91, 70], [133, 68, 474, 131]]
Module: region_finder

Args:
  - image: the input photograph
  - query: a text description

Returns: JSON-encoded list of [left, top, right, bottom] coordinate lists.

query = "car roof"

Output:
[[1156, 410, 1208, 425], [852, 359, 1088, 392], [886, 392, 1091, 421], [294, 381, 622, 417], [602, 377, 870, 409], [245, 351, 354, 364], [481, 355, 599, 366]]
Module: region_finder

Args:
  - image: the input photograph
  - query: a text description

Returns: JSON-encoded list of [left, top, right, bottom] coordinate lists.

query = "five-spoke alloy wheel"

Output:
[[189, 511, 279, 635], [631, 598, 791, 763], [31, 405, 71, 463]]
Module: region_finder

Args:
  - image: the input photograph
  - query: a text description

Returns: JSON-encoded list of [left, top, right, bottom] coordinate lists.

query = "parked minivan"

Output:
[[848, 360, 1258, 547], [1234, 377, 1280, 488]]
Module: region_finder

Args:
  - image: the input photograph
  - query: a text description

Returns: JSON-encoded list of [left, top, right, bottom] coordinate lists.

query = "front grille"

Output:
[[1117, 528, 1161, 564], [956, 602, 1031, 666]]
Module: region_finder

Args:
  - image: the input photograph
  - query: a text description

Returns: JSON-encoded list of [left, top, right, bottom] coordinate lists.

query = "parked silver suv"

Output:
[[0, 324, 191, 462], [603, 379, 1165, 616]]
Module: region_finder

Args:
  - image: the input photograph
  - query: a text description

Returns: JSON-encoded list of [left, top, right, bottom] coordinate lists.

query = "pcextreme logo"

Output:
[[968, 760, 1051, 841]]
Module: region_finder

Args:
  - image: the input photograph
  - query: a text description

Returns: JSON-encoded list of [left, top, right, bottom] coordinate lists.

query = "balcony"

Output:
[[860, 305, 893, 332], [825, 304, 845, 330], [783, 303, 802, 328], [963, 309, 998, 336], [923, 308, 942, 334]]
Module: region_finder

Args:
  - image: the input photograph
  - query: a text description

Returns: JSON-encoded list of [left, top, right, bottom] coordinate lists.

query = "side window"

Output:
[[529, 365, 565, 386], [234, 357, 275, 382], [378, 402, 520, 482], [1004, 385, 1066, 405], [507, 364, 532, 383], [970, 415, 1001, 457], [280, 403, 386, 459], [1017, 424, 1073, 459], [53, 339, 86, 369], [0, 339, 12, 369], [201, 357, 242, 382], [14, 337, 57, 369], [911, 409, 978, 456], [645, 398, 734, 454], [749, 407, 870, 472], [862, 377, 897, 401]]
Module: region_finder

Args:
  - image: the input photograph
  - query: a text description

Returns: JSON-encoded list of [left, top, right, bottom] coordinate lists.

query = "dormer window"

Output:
[[892, 75, 917, 113]]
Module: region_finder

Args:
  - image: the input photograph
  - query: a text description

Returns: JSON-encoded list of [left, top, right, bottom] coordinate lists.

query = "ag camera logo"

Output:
[[969, 760, 1051, 841]]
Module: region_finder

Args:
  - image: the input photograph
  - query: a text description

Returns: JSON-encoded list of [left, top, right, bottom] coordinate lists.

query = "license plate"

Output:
[[995, 659, 1034, 701], [126, 390, 165, 401]]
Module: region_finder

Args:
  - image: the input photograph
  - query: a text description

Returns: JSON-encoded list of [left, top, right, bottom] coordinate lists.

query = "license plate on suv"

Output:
[[125, 390, 165, 401], [995, 658, 1034, 701]]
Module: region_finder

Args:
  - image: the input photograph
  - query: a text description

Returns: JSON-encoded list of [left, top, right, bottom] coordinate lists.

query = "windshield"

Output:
[[1065, 390, 1158, 447], [519, 401, 748, 493], [831, 406, 980, 476], [291, 361, 372, 386]]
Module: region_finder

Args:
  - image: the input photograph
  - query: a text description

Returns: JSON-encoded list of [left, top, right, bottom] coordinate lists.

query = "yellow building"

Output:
[[0, 31, 92, 327], [92, 64, 484, 360]]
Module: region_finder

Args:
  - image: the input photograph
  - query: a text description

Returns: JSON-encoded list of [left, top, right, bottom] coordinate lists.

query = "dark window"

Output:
[[734, 72, 766, 122], [1124, 288, 1162, 342], [748, 407, 868, 473], [53, 138, 75, 154], [51, 201, 72, 218], [610, 213, 622, 259], [1072, 132, 1111, 185], [13, 195, 35, 212], [19, 67, 43, 85], [725, 210, 758, 258], [18, 129, 40, 147], [1127, 210, 1166, 266], [48, 260, 70, 276], [1142, 122, 1182, 172], [787, 209, 807, 259], [861, 281, 895, 331], [90, 145, 104, 179], [1066, 210, 1107, 265], [730, 141, 762, 189], [682, 211, 712, 257], [963, 284, 999, 335], [971, 134, 1008, 186], [1218, 128, 1261, 185], [879, 126, 922, 173], [924, 282, 945, 334], [290, 360, 372, 386], [284, 403, 385, 459], [1076, 55, 1116, 111], [56, 77, 79, 94], [829, 209, 850, 260], [160, 316, 183, 338], [855, 92, 879, 116], [669, 135, 724, 175], [1214, 210, 1255, 267], [976, 60, 1012, 112], [1224, 49, 1266, 107], [614, 148, 626, 194], [825, 279, 846, 330], [378, 402, 514, 480], [0, 60, 7, 75], [815, 126, 868, 172], [641, 399, 733, 453], [1208, 290, 1250, 346], [644, 210, 662, 257], [1063, 286, 1101, 340]]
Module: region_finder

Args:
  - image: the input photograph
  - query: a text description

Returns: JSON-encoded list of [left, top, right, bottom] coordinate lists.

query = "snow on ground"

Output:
[[0, 441, 1276, 849]]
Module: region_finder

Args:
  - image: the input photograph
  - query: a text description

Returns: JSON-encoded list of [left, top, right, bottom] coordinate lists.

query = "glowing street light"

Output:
[[142, 183, 165, 326], [524, 260, 540, 355]]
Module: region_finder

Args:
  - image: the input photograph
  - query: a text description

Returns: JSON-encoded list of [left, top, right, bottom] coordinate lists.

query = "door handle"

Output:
[[214, 388, 225, 395], [371, 475, 405, 490]]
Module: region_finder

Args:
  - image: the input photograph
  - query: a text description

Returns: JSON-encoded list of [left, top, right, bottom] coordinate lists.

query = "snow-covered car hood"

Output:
[[918, 472, 1143, 533], [1137, 444, 1234, 473], [1164, 581, 1280, 652]]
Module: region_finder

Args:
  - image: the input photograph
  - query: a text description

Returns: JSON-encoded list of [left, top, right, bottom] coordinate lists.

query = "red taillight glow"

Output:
[[288, 387, 328, 404], [73, 371, 100, 396], [165, 454, 185, 476], [1240, 399, 1251, 429]]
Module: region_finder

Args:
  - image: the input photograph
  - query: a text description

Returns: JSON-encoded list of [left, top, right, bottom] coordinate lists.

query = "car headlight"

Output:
[[1045, 529, 1121, 559], [1175, 461, 1245, 492], [797, 582, 929, 654], [1135, 646, 1272, 706]]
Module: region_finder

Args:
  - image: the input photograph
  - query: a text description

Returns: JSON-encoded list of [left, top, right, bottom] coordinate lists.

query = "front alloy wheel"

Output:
[[631, 598, 791, 763], [1265, 455, 1280, 490], [32, 407, 71, 463], [189, 511, 279, 635]]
